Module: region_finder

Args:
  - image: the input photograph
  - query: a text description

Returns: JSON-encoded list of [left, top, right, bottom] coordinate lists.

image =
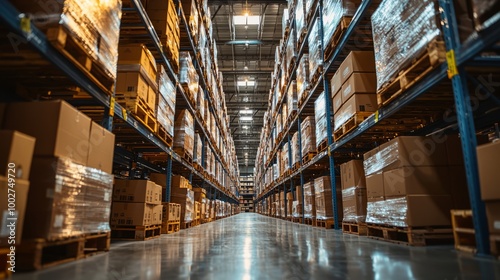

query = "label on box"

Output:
[[495, 221, 500, 230], [104, 191, 111, 202], [54, 215, 64, 228]]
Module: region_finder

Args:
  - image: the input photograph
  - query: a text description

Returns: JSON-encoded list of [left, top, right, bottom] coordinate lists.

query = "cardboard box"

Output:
[[340, 160, 366, 189], [116, 72, 149, 104], [152, 204, 163, 225], [485, 201, 500, 234], [477, 141, 500, 201], [334, 94, 377, 130], [333, 90, 343, 113], [162, 202, 181, 222], [110, 202, 153, 226], [4, 100, 91, 166], [448, 165, 470, 209], [118, 44, 157, 83], [87, 122, 115, 174], [341, 72, 377, 102], [339, 51, 376, 83], [383, 166, 451, 197], [330, 71, 342, 98], [342, 187, 367, 223], [113, 180, 159, 204], [404, 195, 453, 227], [0, 176, 29, 246], [445, 135, 464, 165], [366, 172, 384, 197], [286, 191, 294, 201], [0, 130, 35, 180]]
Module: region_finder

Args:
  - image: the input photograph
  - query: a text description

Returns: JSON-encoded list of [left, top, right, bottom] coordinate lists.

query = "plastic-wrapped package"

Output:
[[322, 0, 361, 48], [292, 132, 300, 166], [296, 54, 310, 102], [341, 187, 367, 223], [308, 19, 323, 82], [372, 0, 442, 90], [295, 0, 306, 37], [194, 133, 202, 164], [173, 109, 195, 158], [301, 116, 316, 156], [314, 92, 327, 146], [288, 80, 298, 118], [286, 28, 297, 71], [273, 163, 279, 181], [157, 65, 176, 136], [283, 8, 290, 37], [283, 142, 290, 171], [470, 0, 500, 29], [292, 201, 303, 217], [183, 189, 194, 223], [179, 52, 200, 97], [365, 198, 408, 226], [303, 182, 316, 218], [197, 86, 205, 119], [181, 0, 199, 40]]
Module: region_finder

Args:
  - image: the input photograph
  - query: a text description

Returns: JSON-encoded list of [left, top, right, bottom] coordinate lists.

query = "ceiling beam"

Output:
[[219, 69, 273, 74], [221, 40, 280, 45], [209, 0, 287, 4]]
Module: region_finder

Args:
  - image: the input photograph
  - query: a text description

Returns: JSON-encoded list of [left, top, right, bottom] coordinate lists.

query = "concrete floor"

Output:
[[12, 213, 500, 280]]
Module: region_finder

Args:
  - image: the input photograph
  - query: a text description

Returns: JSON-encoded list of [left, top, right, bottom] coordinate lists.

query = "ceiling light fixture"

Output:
[[240, 110, 253, 114], [240, 116, 253, 121]]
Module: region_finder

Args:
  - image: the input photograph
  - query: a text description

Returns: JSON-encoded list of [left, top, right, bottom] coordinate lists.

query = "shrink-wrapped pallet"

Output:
[[296, 54, 310, 103], [314, 92, 328, 147], [173, 110, 194, 158], [179, 52, 200, 97], [301, 116, 316, 156]]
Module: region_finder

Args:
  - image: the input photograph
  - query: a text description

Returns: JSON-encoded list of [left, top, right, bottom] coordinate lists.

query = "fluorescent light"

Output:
[[240, 110, 253, 114], [242, 126, 249, 129], [237, 80, 255, 87], [233, 15, 260, 25], [240, 116, 253, 121]]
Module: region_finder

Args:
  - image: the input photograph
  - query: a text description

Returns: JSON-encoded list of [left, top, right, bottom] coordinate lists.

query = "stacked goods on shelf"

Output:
[[11, 0, 122, 85], [288, 81, 298, 120], [341, 160, 367, 232], [111, 180, 163, 239], [287, 192, 294, 218], [293, 186, 304, 218], [280, 191, 286, 218], [314, 92, 328, 150], [156, 64, 176, 142], [197, 86, 205, 121], [173, 109, 195, 161], [322, 0, 361, 58], [169, 175, 195, 228], [283, 8, 290, 37], [363, 136, 470, 233], [470, 0, 500, 29], [301, 116, 316, 161], [292, 132, 300, 167], [477, 140, 500, 256], [144, 0, 180, 73], [180, 0, 199, 43], [286, 28, 297, 75], [308, 19, 323, 83], [179, 52, 200, 104], [161, 203, 181, 234], [4, 101, 115, 246], [297, 54, 310, 105], [314, 176, 343, 223], [372, 0, 445, 105], [0, 131, 35, 248], [116, 44, 159, 130], [332, 51, 377, 137], [283, 142, 290, 173], [194, 133, 203, 168], [295, 0, 307, 46], [303, 182, 316, 220]]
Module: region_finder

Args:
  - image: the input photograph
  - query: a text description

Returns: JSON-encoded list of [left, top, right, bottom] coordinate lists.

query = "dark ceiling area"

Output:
[[209, 1, 286, 175]]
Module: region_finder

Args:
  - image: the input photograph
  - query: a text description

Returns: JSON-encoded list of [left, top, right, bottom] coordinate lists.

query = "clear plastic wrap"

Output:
[[372, 0, 442, 90], [179, 52, 200, 96], [283, 8, 290, 37], [322, 0, 361, 47], [314, 92, 327, 146], [283, 142, 290, 172], [288, 80, 298, 118], [156, 95, 175, 137], [297, 54, 310, 102], [303, 182, 316, 218], [286, 28, 297, 71], [292, 132, 300, 165], [301, 116, 316, 156], [12, 0, 122, 79], [341, 187, 367, 223], [308, 19, 323, 81], [366, 197, 408, 227], [295, 0, 306, 37], [197, 86, 205, 118], [194, 133, 202, 163], [292, 201, 303, 217], [173, 109, 195, 157]]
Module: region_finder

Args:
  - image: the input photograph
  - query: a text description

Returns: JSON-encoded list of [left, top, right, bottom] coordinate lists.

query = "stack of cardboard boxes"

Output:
[[296, 54, 310, 104], [292, 185, 303, 218], [314, 176, 343, 222], [156, 65, 176, 139], [303, 182, 316, 219], [173, 110, 195, 159], [169, 175, 194, 225], [179, 51, 200, 103], [300, 116, 316, 158], [314, 92, 328, 147], [340, 160, 367, 224]]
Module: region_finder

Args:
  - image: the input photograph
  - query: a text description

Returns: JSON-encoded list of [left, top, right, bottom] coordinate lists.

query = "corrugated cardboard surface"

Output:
[[0, 130, 35, 180], [477, 141, 500, 201]]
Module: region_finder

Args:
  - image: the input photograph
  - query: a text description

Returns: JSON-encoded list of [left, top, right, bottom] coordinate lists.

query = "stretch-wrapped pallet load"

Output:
[[197, 86, 205, 119], [296, 54, 310, 103], [283, 142, 290, 172], [363, 136, 456, 227], [314, 92, 328, 147], [301, 116, 316, 157], [308, 19, 322, 82], [181, 0, 199, 42], [470, 0, 500, 29], [170, 175, 194, 224], [292, 132, 300, 166], [194, 133, 203, 165], [372, 0, 443, 91], [304, 182, 316, 218], [157, 65, 176, 137], [322, 0, 360, 52], [286, 28, 297, 72], [288, 80, 298, 119], [283, 8, 289, 37], [173, 109, 195, 158], [341, 160, 367, 223], [179, 52, 200, 99], [295, 0, 306, 38]]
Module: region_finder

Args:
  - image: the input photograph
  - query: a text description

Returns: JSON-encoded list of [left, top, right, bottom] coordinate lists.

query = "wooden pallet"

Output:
[[315, 218, 335, 229], [302, 151, 317, 165], [156, 124, 173, 147], [174, 148, 194, 164], [296, 27, 307, 50], [292, 162, 301, 172], [324, 17, 353, 61], [306, 0, 319, 24], [17, 232, 110, 271], [181, 220, 195, 229], [117, 97, 158, 133], [342, 221, 368, 236], [304, 217, 316, 226], [317, 139, 328, 153], [491, 234, 500, 259], [111, 224, 161, 241], [298, 89, 310, 108], [451, 210, 476, 254], [333, 112, 373, 141], [293, 217, 303, 223], [0, 247, 12, 278], [162, 221, 181, 234], [45, 26, 115, 94], [377, 39, 446, 107], [366, 224, 454, 246], [310, 65, 324, 88]]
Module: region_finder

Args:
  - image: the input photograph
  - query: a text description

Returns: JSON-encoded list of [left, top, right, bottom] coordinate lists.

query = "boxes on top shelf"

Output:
[[322, 0, 362, 52], [308, 17, 323, 82]]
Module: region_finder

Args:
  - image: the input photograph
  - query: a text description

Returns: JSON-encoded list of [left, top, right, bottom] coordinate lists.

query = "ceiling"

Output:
[[209, 0, 287, 174]]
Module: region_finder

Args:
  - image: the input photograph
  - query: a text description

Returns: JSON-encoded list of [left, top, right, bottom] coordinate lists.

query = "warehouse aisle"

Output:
[[12, 213, 500, 280]]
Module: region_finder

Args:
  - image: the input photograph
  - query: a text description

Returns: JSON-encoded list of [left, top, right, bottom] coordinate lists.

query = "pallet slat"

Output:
[[366, 223, 453, 246], [111, 224, 161, 241], [451, 210, 476, 253]]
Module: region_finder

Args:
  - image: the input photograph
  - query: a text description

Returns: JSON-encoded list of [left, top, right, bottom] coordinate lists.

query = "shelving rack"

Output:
[[254, 0, 500, 257], [0, 0, 239, 206], [239, 175, 255, 212]]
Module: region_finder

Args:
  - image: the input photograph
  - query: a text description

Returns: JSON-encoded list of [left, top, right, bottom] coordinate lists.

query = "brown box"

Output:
[[152, 204, 163, 225], [485, 201, 500, 234], [162, 202, 181, 222], [116, 72, 150, 106], [341, 72, 377, 102], [118, 44, 157, 83], [110, 202, 153, 226], [286, 191, 294, 201], [113, 180, 159, 204], [404, 195, 453, 227], [339, 51, 376, 83], [330, 71, 342, 98], [340, 160, 366, 189], [448, 165, 470, 209], [0, 130, 35, 180], [4, 100, 91, 166], [171, 175, 192, 191], [366, 172, 384, 197], [383, 166, 451, 197], [0, 176, 29, 246], [334, 94, 377, 130], [342, 187, 367, 223], [477, 141, 500, 201], [363, 146, 379, 161], [87, 122, 115, 174], [333, 90, 343, 113]]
